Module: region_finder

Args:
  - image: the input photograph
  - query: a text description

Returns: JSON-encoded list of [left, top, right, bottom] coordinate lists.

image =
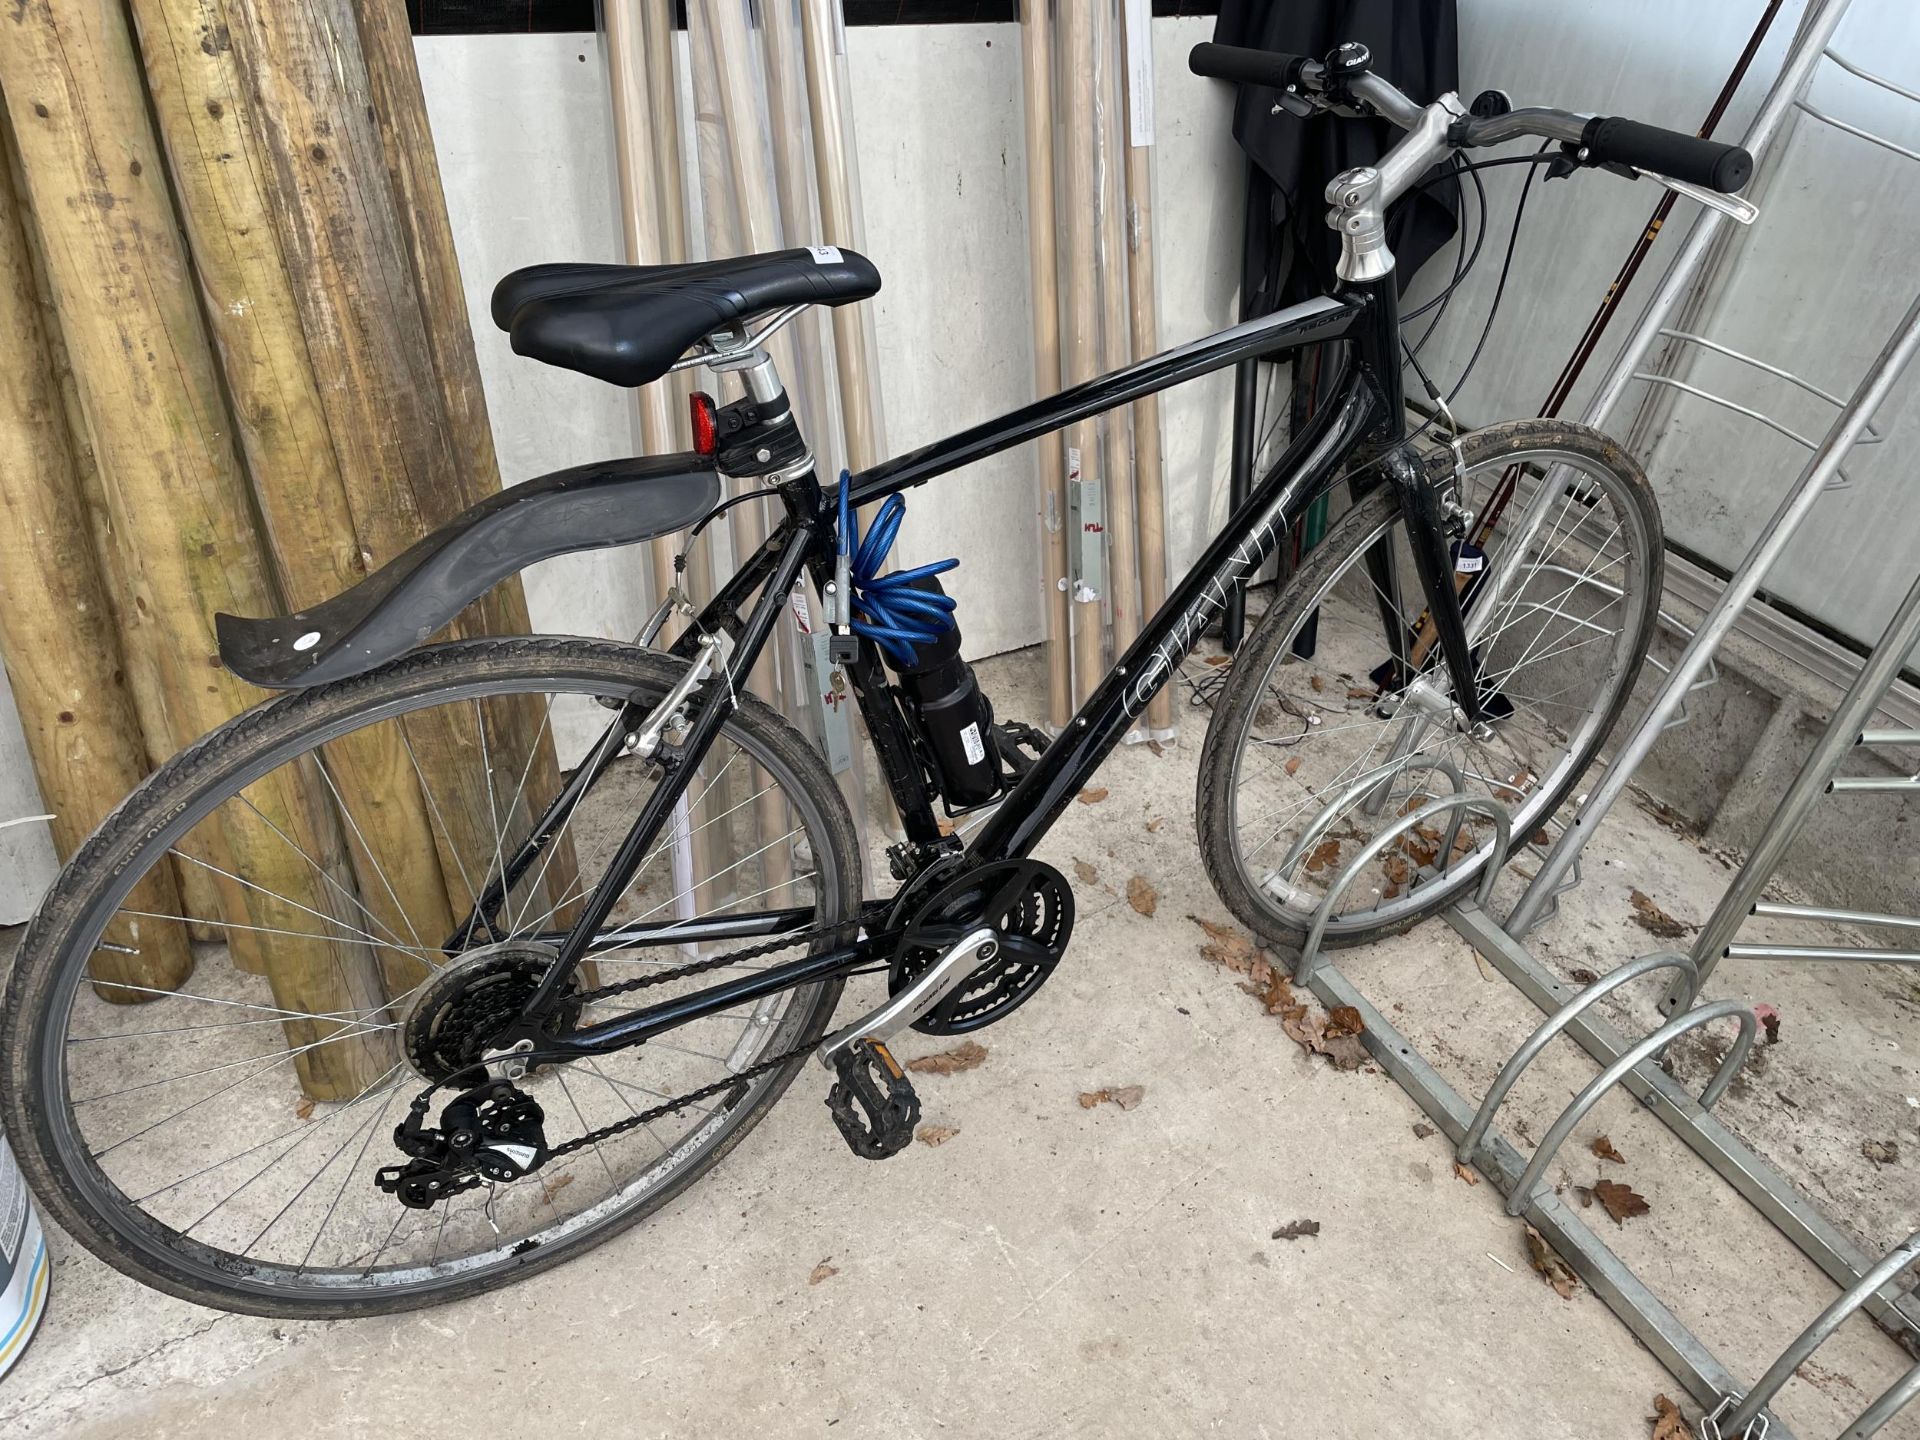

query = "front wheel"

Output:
[[1, 637, 860, 1317], [1198, 419, 1663, 949]]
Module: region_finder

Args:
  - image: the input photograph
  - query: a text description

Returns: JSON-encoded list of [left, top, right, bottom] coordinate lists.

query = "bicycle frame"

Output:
[[490, 269, 1482, 1060]]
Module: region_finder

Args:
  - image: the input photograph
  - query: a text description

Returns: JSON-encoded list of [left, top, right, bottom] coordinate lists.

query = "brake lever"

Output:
[[1635, 169, 1760, 225]]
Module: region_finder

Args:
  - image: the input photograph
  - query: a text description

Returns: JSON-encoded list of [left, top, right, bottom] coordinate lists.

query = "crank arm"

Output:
[[814, 926, 998, 1068]]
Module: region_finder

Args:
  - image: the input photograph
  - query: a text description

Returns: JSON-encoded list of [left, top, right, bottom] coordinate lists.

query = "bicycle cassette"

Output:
[[888, 858, 1074, 1035]]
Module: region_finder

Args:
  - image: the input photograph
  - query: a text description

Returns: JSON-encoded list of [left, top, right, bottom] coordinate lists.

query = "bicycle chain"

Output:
[[408, 918, 865, 1169]]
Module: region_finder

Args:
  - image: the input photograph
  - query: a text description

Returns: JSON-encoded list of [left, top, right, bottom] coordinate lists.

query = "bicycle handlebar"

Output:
[[1576, 116, 1752, 192], [1187, 41, 1312, 90], [1187, 41, 1754, 195]]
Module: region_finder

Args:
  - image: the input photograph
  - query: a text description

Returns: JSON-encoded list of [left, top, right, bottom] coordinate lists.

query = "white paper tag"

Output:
[[1067, 446, 1082, 483], [960, 722, 986, 767], [1455, 554, 1485, 573], [806, 245, 844, 265]]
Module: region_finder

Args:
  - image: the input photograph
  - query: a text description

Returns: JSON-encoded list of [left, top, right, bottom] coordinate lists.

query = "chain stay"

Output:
[[398, 918, 860, 1181]]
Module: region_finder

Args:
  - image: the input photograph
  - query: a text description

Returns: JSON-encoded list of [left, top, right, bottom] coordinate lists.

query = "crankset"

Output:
[[887, 858, 1074, 1035]]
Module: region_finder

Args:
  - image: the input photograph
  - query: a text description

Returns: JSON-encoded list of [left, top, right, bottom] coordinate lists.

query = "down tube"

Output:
[[969, 381, 1379, 862]]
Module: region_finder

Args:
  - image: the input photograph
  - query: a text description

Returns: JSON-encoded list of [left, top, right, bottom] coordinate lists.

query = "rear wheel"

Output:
[[1198, 420, 1662, 948], [1, 638, 859, 1317]]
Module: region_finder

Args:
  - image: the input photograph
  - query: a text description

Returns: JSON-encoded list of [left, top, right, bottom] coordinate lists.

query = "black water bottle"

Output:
[[888, 577, 1001, 806]]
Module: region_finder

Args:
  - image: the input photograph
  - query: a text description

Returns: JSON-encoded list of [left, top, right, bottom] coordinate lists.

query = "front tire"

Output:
[[1198, 420, 1662, 950]]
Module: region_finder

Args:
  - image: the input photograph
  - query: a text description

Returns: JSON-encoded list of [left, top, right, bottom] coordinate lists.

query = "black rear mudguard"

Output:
[[216, 453, 720, 689]]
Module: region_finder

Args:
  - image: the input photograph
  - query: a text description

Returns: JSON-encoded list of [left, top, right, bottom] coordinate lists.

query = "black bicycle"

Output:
[[1, 42, 1751, 1316]]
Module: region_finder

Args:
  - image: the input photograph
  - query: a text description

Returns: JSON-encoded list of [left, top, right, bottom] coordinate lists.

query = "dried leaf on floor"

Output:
[[906, 1040, 988, 1075], [1309, 674, 1325, 693], [1650, 1393, 1695, 1440], [1755, 1002, 1781, 1045], [1190, 914, 1259, 973], [1147, 739, 1165, 757], [1284, 756, 1302, 776], [1206, 654, 1231, 667], [1593, 1178, 1651, 1224], [1629, 888, 1691, 940], [1074, 858, 1099, 886], [1077, 787, 1110, 805], [1146, 816, 1166, 833], [1320, 1031, 1369, 1070], [1523, 1223, 1579, 1300], [1862, 1138, 1900, 1166], [1570, 967, 1599, 984], [1591, 1135, 1626, 1165], [1346, 687, 1375, 700], [1571, 1184, 1594, 1208], [540, 1173, 575, 1206], [1383, 854, 1411, 887], [808, 1261, 838, 1285], [1412, 1122, 1436, 1140], [1079, 1085, 1146, 1111], [916, 1124, 959, 1147], [1453, 1161, 1481, 1186], [295, 1096, 315, 1121], [1304, 838, 1343, 873], [1127, 875, 1158, 917], [1271, 1219, 1321, 1241], [1324, 1005, 1363, 1039]]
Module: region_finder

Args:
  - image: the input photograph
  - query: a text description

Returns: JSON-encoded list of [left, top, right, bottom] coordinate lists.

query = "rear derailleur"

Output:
[[374, 1073, 551, 1210]]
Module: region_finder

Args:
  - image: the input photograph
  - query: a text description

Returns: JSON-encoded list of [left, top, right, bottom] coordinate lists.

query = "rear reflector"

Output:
[[690, 392, 718, 456]]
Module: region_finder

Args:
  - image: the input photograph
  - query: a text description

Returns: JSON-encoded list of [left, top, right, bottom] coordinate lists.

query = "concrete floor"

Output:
[[1, 643, 1915, 1438]]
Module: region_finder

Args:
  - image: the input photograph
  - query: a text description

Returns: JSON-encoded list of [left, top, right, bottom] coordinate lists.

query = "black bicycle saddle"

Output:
[[491, 246, 881, 388]]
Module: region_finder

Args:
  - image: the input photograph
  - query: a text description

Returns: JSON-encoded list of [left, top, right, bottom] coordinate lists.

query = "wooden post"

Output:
[[0, 118, 194, 1000], [1121, 2, 1174, 737], [1059, 0, 1105, 707], [0, 0, 391, 1095], [1, 121, 229, 950], [1019, 0, 1073, 731], [354, 0, 584, 940], [125, 0, 458, 992], [1095, 0, 1140, 700], [223, 0, 577, 943]]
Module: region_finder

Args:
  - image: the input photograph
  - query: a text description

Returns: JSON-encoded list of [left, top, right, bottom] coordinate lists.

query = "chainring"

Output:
[[887, 858, 1074, 1035], [404, 943, 583, 1084]]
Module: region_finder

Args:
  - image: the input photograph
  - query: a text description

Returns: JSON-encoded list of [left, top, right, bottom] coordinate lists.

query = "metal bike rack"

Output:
[[1702, 1234, 1920, 1440], [1280, 7, 1920, 1426]]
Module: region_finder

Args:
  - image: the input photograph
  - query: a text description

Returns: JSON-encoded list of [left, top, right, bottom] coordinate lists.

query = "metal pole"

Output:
[[1578, 0, 1853, 435], [1509, 288, 1920, 936], [1717, 1233, 1920, 1437], [605, 0, 687, 620], [1121, 0, 1175, 738], [1221, 164, 1260, 653], [1095, 0, 1140, 714], [1020, 0, 1072, 731], [1060, 0, 1106, 707], [1680, 561, 1920, 1000]]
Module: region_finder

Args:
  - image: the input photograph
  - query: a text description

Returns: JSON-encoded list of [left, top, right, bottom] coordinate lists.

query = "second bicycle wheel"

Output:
[[0, 638, 859, 1318], [1198, 419, 1662, 947]]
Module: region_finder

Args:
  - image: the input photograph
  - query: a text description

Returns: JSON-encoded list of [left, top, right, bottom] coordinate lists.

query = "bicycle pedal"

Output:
[[825, 1037, 921, 1160]]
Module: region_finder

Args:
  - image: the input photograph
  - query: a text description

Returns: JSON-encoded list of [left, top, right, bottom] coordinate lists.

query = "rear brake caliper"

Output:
[[375, 1077, 551, 1209]]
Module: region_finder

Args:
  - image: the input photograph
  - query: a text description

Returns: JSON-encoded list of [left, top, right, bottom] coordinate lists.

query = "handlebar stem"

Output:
[[1324, 92, 1465, 283]]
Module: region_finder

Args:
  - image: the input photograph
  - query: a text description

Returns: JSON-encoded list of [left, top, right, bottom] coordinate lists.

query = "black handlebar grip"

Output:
[[1580, 116, 1753, 193], [1187, 42, 1308, 90]]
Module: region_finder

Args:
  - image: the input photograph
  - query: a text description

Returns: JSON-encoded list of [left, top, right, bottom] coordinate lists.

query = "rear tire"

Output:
[[1, 638, 860, 1318]]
